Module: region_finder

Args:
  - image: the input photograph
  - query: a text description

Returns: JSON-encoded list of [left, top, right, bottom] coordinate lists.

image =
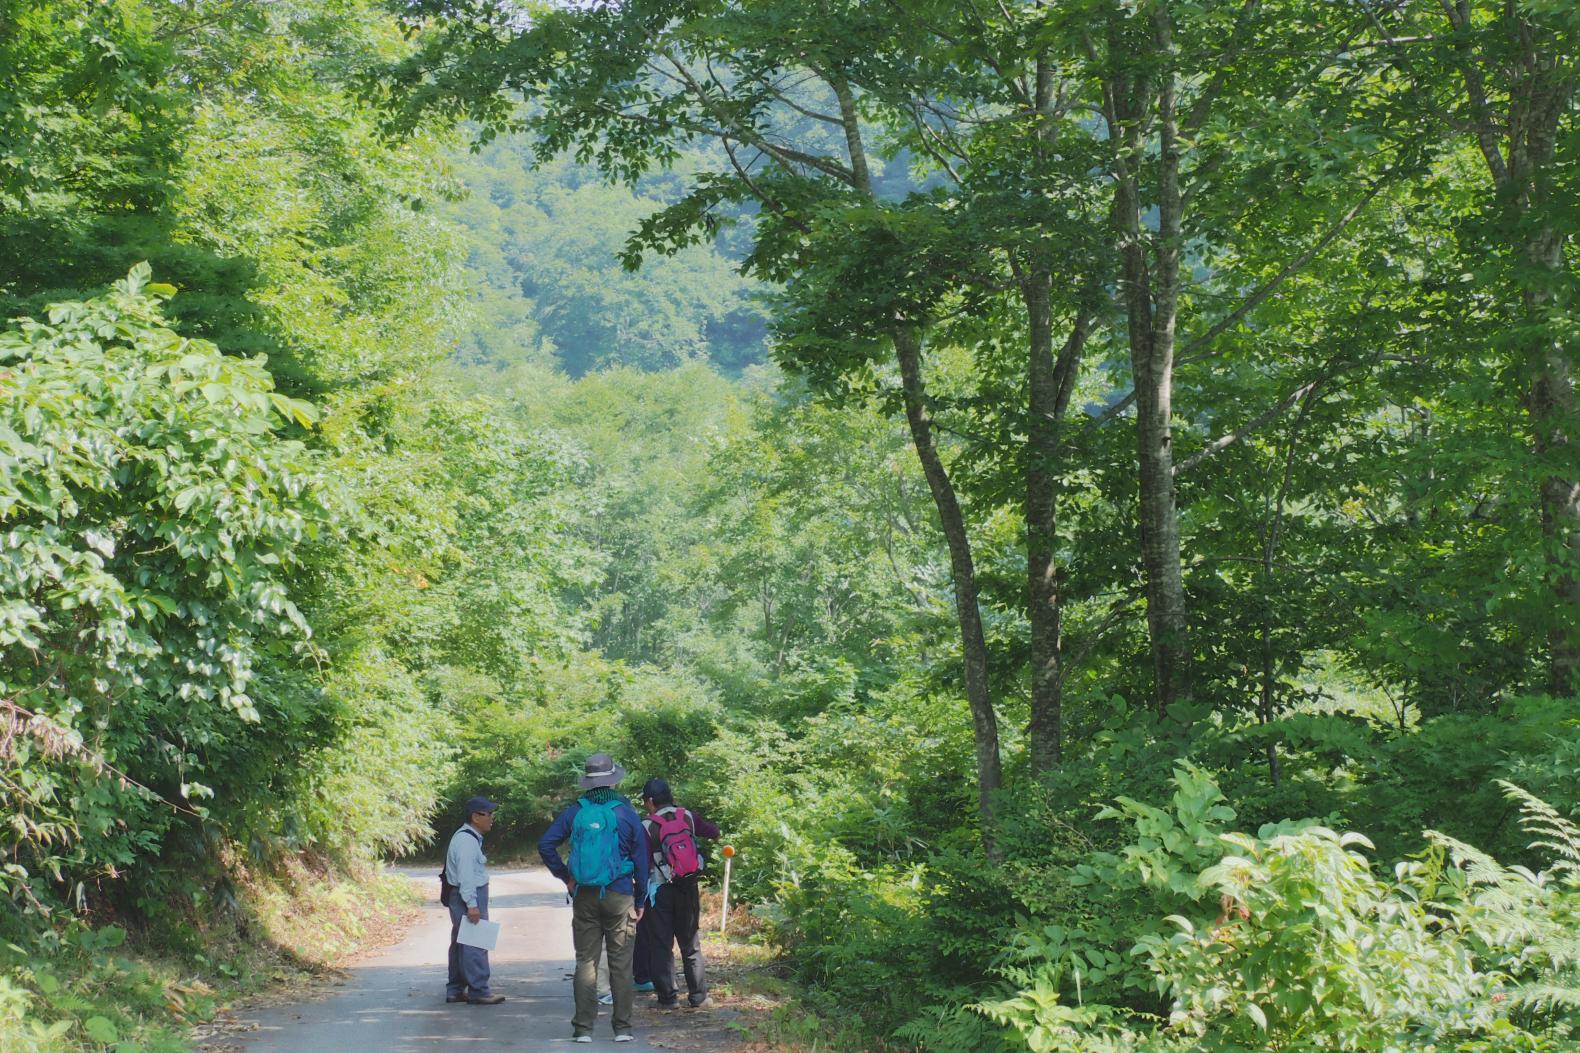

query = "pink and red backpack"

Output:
[[652, 808, 702, 879]]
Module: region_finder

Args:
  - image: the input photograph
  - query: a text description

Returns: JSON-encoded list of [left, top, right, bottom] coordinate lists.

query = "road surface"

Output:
[[230, 868, 679, 1052]]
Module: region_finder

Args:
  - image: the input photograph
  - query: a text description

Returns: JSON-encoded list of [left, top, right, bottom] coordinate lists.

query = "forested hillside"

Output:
[[444, 142, 771, 376], [4, 0, 1580, 1051]]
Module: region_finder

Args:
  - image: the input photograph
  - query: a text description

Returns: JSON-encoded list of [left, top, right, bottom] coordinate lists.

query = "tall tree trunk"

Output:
[[1508, 19, 1580, 696], [831, 71, 1003, 841], [1023, 55, 1067, 774], [1024, 270, 1093, 773], [1108, 4, 1191, 717], [1443, 4, 1579, 693], [1025, 269, 1063, 772], [1516, 34, 1579, 695], [1144, 4, 1190, 715], [896, 326, 1003, 838], [1531, 235, 1580, 696]]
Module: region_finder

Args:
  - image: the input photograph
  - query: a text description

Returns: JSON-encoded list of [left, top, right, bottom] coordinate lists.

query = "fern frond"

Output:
[[1509, 977, 1580, 1012], [1426, 831, 1522, 890], [1423, 830, 1559, 956], [1499, 781, 1580, 879]]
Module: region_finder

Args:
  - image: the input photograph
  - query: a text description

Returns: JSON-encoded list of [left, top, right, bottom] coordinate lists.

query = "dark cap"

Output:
[[464, 796, 499, 816], [640, 778, 672, 804]]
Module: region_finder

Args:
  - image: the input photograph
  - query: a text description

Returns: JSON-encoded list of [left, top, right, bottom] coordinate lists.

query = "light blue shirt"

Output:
[[446, 823, 488, 907]]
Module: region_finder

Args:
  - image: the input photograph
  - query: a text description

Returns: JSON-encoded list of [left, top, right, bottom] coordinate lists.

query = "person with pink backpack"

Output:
[[638, 777, 721, 1009]]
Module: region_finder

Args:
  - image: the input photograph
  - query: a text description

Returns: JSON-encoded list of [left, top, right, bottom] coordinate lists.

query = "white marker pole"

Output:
[[719, 845, 735, 934]]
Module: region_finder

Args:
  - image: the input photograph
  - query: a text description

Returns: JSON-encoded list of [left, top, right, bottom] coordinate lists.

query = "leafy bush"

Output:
[[0, 923, 204, 1053], [684, 686, 1580, 1051], [0, 267, 327, 912], [979, 771, 1580, 1052]]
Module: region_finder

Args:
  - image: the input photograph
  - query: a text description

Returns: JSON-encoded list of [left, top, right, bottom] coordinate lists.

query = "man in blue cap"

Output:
[[444, 796, 504, 1004]]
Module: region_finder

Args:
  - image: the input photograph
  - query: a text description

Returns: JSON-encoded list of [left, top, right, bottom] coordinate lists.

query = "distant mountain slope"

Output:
[[442, 137, 769, 376]]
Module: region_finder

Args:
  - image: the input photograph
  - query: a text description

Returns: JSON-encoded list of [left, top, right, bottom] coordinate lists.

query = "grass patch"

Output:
[[685, 890, 892, 1053], [240, 857, 421, 969], [1, 862, 421, 1053]]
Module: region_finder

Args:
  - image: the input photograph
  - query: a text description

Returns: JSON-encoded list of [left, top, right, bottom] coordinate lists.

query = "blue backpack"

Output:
[[569, 797, 633, 891]]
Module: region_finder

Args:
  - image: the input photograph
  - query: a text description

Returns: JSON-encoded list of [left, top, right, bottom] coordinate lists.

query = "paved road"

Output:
[[232, 868, 671, 1052]]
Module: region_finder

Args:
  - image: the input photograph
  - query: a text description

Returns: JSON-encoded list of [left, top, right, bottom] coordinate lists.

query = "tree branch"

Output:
[[1174, 374, 1327, 477]]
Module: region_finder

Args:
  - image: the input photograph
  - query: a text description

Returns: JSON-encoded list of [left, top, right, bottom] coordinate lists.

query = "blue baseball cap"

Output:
[[464, 796, 499, 816]]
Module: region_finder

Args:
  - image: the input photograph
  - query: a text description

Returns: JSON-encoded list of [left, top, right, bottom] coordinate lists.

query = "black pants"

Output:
[[634, 909, 654, 984], [647, 876, 706, 1005]]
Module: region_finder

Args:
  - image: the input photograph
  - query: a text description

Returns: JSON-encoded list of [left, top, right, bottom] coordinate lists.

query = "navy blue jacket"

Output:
[[538, 796, 650, 898]]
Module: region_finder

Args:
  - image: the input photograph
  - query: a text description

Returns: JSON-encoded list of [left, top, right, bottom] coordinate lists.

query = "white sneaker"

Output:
[[614, 1035, 635, 1043], [597, 992, 614, 1006], [573, 1036, 593, 1044]]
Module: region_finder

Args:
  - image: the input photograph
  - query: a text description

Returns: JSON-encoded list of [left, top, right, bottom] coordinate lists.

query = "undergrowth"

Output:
[[0, 863, 418, 1053]]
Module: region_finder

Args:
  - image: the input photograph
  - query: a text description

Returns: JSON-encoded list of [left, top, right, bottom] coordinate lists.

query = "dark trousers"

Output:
[[634, 910, 654, 984], [647, 876, 706, 1005], [447, 883, 491, 998]]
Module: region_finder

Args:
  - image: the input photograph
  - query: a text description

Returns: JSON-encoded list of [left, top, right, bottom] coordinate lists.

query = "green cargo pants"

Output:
[[572, 887, 638, 1036]]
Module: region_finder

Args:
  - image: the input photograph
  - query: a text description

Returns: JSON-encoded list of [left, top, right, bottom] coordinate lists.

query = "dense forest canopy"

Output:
[[4, 0, 1580, 1050], [445, 141, 774, 376]]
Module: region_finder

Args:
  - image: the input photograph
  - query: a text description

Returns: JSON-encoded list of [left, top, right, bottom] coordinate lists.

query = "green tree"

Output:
[[383, 0, 1011, 844], [1375, 1, 1580, 694], [0, 267, 325, 908]]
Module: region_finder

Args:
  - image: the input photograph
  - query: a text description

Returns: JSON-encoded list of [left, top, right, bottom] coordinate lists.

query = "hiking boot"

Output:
[[688, 994, 710, 1008], [656, 998, 680, 1009], [467, 994, 505, 1005]]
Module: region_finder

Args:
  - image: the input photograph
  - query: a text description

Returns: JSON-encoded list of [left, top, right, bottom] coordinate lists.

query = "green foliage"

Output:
[[980, 771, 1580, 1052], [7, 2, 1580, 1052], [0, 922, 196, 1053], [438, 653, 720, 848], [0, 0, 184, 311], [0, 267, 325, 909], [504, 362, 750, 665], [0, 0, 596, 952], [442, 146, 769, 377]]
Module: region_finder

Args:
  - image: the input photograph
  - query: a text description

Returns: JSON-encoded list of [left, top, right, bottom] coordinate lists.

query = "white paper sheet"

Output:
[[457, 918, 501, 951]]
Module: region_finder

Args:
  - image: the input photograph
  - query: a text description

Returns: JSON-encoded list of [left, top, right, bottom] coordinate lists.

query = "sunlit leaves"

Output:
[[0, 271, 324, 903]]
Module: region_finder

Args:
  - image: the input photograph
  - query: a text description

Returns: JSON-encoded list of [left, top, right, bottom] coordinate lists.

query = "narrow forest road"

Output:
[[226, 868, 691, 1053]]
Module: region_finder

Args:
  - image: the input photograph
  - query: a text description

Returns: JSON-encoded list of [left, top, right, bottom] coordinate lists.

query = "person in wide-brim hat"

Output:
[[539, 752, 649, 1041], [578, 752, 626, 789]]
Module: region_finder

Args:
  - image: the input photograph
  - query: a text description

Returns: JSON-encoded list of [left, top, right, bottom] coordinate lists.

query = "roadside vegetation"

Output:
[[4, 1, 1580, 1051]]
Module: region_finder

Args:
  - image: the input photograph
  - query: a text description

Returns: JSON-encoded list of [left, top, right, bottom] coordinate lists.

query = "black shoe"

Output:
[[468, 994, 505, 1005], [656, 999, 680, 1009], [446, 995, 467, 1003]]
